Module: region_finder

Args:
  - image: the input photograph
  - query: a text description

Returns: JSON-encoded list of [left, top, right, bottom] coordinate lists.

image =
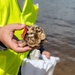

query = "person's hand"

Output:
[[42, 51, 50, 59], [0, 24, 32, 52]]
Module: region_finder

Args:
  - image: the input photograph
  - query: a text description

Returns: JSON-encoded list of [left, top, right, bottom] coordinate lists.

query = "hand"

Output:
[[42, 51, 50, 59], [0, 24, 32, 52]]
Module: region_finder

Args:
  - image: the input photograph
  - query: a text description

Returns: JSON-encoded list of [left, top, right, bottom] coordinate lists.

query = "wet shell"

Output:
[[22, 41, 27, 47], [22, 25, 46, 47], [40, 33, 45, 40]]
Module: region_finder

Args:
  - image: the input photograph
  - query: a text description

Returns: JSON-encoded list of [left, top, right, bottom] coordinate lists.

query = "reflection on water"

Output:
[[34, 0, 75, 51]]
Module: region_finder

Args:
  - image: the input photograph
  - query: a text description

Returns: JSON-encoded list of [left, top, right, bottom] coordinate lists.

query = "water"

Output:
[[34, 0, 75, 52]]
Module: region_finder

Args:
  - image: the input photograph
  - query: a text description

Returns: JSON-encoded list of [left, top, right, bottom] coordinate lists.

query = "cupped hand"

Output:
[[0, 24, 32, 52]]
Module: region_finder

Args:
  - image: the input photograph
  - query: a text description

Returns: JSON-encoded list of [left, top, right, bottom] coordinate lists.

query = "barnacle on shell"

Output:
[[22, 25, 46, 47]]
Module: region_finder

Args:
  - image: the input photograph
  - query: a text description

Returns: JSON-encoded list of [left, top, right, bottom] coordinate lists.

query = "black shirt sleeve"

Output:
[[0, 42, 7, 51]]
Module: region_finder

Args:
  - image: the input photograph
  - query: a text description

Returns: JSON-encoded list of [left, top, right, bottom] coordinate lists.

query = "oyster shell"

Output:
[[22, 25, 46, 47]]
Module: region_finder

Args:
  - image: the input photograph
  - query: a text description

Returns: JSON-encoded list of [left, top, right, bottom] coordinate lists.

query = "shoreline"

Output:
[[43, 43, 75, 75]]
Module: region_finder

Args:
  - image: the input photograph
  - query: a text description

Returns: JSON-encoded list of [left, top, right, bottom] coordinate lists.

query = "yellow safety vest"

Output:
[[0, 0, 38, 75]]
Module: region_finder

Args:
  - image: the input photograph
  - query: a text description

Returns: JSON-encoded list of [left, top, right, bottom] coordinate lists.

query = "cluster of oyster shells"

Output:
[[22, 25, 46, 47]]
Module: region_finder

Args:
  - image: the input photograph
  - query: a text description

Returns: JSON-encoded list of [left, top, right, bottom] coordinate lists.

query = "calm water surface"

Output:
[[34, 0, 75, 52]]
